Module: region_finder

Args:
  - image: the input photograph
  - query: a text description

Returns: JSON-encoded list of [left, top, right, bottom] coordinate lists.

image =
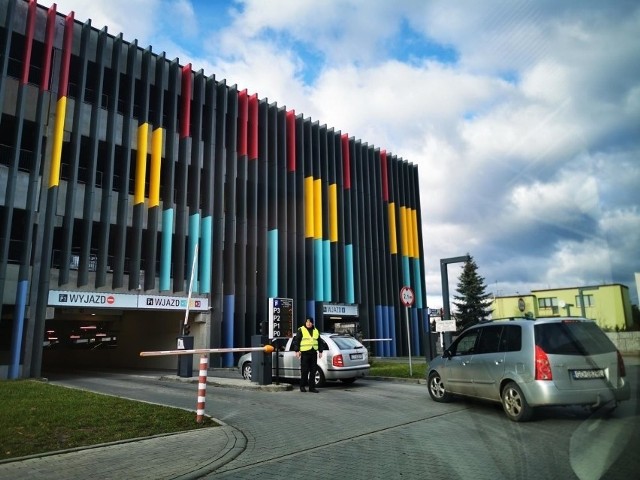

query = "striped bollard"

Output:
[[196, 354, 209, 423]]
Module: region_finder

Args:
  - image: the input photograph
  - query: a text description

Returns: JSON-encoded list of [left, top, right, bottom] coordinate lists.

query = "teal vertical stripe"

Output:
[[268, 229, 278, 298], [200, 216, 212, 293], [402, 256, 410, 287], [188, 213, 200, 293], [412, 258, 423, 308], [323, 239, 331, 302], [314, 238, 323, 300], [160, 209, 174, 291], [345, 244, 354, 303]]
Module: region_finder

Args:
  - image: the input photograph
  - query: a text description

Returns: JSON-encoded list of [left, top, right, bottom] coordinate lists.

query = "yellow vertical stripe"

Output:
[[305, 176, 314, 238], [149, 127, 163, 207], [135, 122, 149, 205], [406, 206, 415, 258], [411, 209, 419, 258], [388, 203, 397, 254], [400, 206, 408, 256], [314, 178, 322, 239], [329, 184, 338, 242], [49, 96, 67, 188]]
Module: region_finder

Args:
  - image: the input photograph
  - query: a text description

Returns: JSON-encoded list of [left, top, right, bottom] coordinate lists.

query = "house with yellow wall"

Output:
[[491, 284, 632, 331]]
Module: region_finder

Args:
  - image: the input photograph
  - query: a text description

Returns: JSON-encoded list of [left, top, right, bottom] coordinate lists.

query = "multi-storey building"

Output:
[[0, 0, 428, 378], [491, 283, 633, 331]]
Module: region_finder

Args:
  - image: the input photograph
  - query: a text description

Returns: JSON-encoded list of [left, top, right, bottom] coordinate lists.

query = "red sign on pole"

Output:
[[400, 286, 415, 307]]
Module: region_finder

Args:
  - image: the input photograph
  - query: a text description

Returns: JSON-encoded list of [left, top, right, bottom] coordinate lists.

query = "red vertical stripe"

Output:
[[248, 93, 258, 160], [287, 110, 296, 172], [237, 89, 248, 156], [20, 0, 37, 85], [180, 64, 192, 139], [58, 12, 75, 100], [40, 4, 57, 92], [380, 150, 388, 202], [342, 134, 351, 189]]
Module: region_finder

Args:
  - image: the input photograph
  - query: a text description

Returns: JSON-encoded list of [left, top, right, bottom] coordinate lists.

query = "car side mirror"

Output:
[[443, 349, 452, 359]]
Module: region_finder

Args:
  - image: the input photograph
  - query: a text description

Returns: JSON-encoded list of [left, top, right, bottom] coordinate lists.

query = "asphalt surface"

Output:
[[0, 355, 637, 480]]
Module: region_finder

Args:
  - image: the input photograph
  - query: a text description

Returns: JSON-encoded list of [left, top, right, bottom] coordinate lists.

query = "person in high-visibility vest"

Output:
[[294, 317, 324, 392]]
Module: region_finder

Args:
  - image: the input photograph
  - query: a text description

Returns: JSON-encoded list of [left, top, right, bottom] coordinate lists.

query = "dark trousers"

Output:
[[300, 350, 318, 388]]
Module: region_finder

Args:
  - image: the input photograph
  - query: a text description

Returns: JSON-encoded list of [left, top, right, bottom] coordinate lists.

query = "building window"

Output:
[[575, 294, 595, 307], [538, 297, 559, 314]]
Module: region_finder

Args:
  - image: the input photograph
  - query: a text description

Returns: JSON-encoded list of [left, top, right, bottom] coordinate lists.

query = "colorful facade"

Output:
[[0, 0, 428, 377]]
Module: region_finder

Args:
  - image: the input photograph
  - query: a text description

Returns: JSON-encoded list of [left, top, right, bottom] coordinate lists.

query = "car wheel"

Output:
[[428, 371, 452, 402], [501, 382, 533, 422], [314, 368, 326, 387], [241, 362, 252, 381], [340, 377, 357, 384]]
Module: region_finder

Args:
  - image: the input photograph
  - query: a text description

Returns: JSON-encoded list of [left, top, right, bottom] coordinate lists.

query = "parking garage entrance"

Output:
[[323, 303, 360, 337], [42, 290, 209, 372]]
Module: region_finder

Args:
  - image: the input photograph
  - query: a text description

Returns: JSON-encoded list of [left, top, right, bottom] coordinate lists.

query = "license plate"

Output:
[[350, 353, 363, 360], [571, 369, 605, 380]]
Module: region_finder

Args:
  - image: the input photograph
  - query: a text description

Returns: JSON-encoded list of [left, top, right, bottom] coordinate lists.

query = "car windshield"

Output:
[[329, 335, 364, 350], [535, 321, 616, 356]]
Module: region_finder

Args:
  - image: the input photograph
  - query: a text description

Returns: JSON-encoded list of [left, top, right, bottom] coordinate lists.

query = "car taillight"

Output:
[[333, 354, 344, 367], [535, 345, 553, 380], [617, 350, 626, 377]]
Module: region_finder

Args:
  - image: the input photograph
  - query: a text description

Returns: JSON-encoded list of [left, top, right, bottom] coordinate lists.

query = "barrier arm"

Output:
[[139, 345, 274, 422], [140, 345, 274, 357]]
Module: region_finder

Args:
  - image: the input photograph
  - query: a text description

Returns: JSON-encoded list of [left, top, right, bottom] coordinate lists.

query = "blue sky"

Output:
[[45, 0, 640, 308]]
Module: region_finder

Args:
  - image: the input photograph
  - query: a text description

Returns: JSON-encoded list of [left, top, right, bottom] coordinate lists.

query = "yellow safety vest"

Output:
[[299, 327, 319, 351]]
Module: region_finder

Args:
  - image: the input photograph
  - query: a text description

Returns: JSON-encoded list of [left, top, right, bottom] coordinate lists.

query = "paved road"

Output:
[[11, 362, 636, 480]]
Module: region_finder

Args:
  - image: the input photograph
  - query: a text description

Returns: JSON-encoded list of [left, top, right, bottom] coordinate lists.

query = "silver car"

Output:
[[238, 333, 370, 386], [427, 317, 631, 421]]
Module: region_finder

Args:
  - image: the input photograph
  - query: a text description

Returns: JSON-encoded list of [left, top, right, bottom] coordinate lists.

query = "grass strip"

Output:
[[0, 380, 216, 460]]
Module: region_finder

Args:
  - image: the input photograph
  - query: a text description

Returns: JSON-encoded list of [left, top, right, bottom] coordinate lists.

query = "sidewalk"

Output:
[[0, 374, 287, 480]]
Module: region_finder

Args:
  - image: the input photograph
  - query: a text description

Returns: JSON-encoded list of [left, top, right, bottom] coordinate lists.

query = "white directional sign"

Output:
[[400, 286, 415, 307], [435, 320, 457, 332]]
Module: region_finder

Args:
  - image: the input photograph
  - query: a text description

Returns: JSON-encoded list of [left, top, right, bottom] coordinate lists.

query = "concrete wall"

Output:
[[607, 332, 640, 355]]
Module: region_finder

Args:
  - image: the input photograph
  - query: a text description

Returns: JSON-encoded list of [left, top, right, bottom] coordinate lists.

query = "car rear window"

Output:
[[330, 335, 364, 350], [535, 321, 616, 355]]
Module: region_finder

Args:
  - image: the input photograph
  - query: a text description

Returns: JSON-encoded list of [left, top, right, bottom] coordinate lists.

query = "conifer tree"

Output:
[[453, 255, 493, 330]]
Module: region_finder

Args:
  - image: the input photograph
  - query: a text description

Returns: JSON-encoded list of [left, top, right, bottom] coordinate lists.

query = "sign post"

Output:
[[400, 286, 415, 376]]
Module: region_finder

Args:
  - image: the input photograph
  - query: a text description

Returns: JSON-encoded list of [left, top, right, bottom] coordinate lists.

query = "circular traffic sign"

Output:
[[400, 286, 415, 307]]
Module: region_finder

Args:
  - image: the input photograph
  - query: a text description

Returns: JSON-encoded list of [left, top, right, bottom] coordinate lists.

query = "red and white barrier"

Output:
[[196, 355, 209, 423], [139, 344, 274, 423]]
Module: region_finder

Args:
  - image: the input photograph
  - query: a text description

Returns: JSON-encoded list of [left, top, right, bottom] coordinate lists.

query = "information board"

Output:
[[269, 297, 293, 339]]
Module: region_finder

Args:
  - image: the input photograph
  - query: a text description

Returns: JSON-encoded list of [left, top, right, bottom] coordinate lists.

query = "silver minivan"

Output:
[[427, 317, 631, 421]]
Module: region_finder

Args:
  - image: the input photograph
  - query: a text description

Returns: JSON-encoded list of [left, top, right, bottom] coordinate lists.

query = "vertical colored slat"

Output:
[[173, 63, 192, 292], [113, 40, 138, 288], [145, 52, 166, 291], [5, 0, 38, 379], [188, 70, 205, 293], [28, 11, 75, 378], [160, 58, 180, 291], [222, 85, 238, 366], [210, 80, 227, 345], [129, 47, 152, 290], [78, 27, 107, 287], [0, 0, 36, 309], [59, 19, 91, 286], [266, 102, 278, 299], [96, 33, 123, 288], [235, 88, 248, 347], [199, 75, 217, 294], [256, 98, 268, 330]]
